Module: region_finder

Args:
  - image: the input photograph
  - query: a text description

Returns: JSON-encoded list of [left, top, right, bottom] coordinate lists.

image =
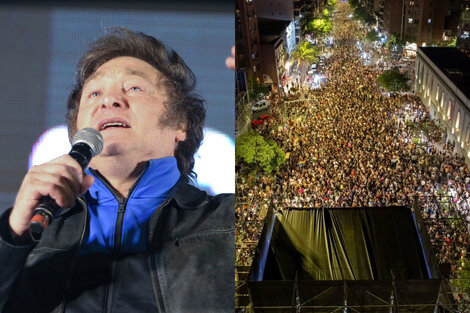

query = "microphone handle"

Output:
[[29, 143, 91, 241], [30, 196, 61, 241]]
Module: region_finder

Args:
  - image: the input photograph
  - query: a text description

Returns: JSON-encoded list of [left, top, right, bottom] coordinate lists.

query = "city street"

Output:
[[237, 1, 470, 287]]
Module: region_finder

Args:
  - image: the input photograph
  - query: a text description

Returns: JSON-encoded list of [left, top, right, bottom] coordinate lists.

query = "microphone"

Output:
[[29, 128, 103, 240]]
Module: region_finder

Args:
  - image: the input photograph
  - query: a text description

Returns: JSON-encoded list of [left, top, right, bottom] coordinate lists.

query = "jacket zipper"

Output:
[[147, 199, 170, 313], [89, 164, 149, 313], [57, 198, 89, 313], [104, 197, 124, 313]]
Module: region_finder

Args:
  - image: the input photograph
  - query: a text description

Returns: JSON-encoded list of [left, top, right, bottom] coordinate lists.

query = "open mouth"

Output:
[[98, 119, 131, 131]]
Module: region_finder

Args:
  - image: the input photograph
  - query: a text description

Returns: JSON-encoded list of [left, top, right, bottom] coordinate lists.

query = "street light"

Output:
[[285, 60, 292, 71]]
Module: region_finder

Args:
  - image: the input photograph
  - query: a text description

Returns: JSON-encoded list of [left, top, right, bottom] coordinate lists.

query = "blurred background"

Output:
[[0, 0, 234, 208]]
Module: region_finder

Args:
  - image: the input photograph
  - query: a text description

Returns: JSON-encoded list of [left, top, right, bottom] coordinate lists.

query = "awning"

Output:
[[263, 74, 274, 84]]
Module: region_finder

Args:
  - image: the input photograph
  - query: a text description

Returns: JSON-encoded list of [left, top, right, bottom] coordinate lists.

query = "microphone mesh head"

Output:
[[72, 128, 104, 157]]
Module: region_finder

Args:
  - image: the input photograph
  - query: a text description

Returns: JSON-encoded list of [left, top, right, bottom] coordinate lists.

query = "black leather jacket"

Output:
[[0, 181, 234, 313]]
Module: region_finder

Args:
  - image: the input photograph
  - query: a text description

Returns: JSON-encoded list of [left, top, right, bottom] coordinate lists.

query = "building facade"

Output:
[[258, 18, 291, 90], [382, 0, 403, 35], [236, 0, 328, 92], [236, 0, 263, 85], [383, 0, 449, 45], [415, 47, 470, 163]]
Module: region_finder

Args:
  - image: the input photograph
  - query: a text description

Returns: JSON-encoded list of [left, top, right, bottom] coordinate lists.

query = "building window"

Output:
[[447, 100, 454, 120], [419, 64, 424, 84], [456, 111, 461, 130], [428, 18, 432, 24], [408, 18, 413, 23], [467, 124, 470, 144], [416, 61, 420, 80], [410, 1, 414, 5], [428, 77, 432, 97], [436, 85, 439, 101], [423, 71, 427, 91]]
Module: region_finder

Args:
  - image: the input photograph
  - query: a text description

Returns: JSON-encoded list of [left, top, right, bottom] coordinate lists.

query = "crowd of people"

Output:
[[236, 3, 470, 278]]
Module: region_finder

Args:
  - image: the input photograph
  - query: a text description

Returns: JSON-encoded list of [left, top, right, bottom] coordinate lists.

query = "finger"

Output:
[[226, 46, 235, 70], [80, 175, 95, 194], [47, 154, 84, 182], [225, 56, 235, 70], [10, 163, 83, 237], [26, 172, 78, 208], [29, 163, 82, 195]]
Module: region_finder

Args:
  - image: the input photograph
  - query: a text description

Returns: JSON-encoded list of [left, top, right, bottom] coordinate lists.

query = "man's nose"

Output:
[[102, 87, 128, 109]]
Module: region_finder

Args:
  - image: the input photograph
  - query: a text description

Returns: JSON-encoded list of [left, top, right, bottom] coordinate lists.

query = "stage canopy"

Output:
[[242, 207, 456, 312], [252, 206, 434, 281]]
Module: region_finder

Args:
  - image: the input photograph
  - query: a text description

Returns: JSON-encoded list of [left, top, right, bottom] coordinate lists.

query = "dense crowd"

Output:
[[236, 3, 469, 277]]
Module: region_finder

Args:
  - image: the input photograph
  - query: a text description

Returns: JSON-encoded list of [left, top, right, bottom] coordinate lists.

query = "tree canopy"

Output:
[[236, 133, 285, 174], [348, 0, 376, 25], [385, 33, 406, 48], [291, 41, 320, 68], [303, 0, 335, 36], [365, 29, 379, 42], [430, 37, 457, 47], [305, 18, 332, 36], [247, 79, 270, 101], [451, 257, 470, 310], [377, 69, 411, 92], [324, 0, 337, 18]]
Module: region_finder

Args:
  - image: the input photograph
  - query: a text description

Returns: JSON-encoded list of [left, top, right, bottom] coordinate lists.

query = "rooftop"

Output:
[[419, 47, 470, 100], [258, 18, 290, 44]]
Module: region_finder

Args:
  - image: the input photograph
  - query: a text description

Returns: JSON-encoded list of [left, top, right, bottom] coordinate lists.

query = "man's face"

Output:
[[76, 56, 186, 162]]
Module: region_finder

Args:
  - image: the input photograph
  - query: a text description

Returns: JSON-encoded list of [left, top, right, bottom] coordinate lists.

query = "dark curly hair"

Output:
[[66, 28, 206, 182]]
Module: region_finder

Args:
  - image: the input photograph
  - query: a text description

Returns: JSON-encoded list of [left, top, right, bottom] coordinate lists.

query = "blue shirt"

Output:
[[79, 157, 180, 255]]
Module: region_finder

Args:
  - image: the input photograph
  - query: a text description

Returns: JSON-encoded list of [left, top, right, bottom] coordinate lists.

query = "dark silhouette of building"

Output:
[[383, 0, 449, 45], [457, 0, 470, 53], [236, 0, 263, 87]]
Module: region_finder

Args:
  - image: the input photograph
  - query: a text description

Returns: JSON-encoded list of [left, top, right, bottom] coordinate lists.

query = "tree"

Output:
[[291, 41, 320, 69], [451, 257, 470, 311], [236, 133, 285, 174], [448, 36, 457, 47], [349, 0, 359, 7], [349, 0, 375, 25], [377, 69, 411, 92], [247, 79, 270, 101], [385, 33, 406, 49], [326, 0, 337, 11], [365, 29, 379, 42], [430, 37, 457, 47], [299, 11, 313, 33], [429, 37, 457, 47], [353, 6, 376, 25], [305, 18, 332, 37]]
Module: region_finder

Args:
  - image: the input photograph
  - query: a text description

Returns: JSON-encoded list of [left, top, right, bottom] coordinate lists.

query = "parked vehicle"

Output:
[[252, 100, 271, 112]]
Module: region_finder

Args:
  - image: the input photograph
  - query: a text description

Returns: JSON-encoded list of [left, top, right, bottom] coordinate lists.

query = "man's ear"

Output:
[[175, 126, 186, 142]]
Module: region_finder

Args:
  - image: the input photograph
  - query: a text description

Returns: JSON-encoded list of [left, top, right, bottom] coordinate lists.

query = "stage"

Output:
[[242, 206, 456, 312]]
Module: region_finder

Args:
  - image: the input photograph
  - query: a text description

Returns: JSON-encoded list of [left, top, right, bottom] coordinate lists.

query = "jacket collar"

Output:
[[167, 179, 210, 210]]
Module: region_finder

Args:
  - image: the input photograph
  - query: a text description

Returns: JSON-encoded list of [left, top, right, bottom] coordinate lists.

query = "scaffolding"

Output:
[[243, 278, 457, 313]]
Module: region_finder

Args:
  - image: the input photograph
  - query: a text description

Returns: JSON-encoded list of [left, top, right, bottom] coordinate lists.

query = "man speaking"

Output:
[[0, 29, 234, 313]]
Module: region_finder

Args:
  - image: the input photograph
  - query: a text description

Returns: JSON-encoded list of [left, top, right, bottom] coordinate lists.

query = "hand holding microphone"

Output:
[[9, 128, 103, 242]]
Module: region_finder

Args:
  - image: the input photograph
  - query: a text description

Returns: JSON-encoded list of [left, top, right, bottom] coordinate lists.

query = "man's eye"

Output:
[[90, 91, 100, 98], [130, 86, 142, 92]]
